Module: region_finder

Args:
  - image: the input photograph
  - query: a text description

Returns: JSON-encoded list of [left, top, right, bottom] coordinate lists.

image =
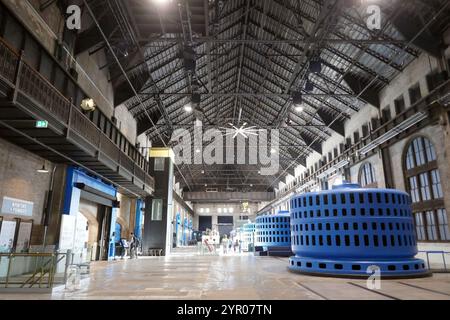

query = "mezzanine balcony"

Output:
[[0, 37, 154, 197]]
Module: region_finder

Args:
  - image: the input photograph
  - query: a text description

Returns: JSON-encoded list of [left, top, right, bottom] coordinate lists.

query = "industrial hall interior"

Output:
[[0, 0, 450, 301]]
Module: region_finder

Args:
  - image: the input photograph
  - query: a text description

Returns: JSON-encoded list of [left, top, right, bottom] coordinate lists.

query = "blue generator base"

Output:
[[288, 256, 430, 278], [289, 183, 429, 278]]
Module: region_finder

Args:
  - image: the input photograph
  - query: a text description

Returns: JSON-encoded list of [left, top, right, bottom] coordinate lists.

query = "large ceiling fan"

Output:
[[219, 122, 261, 139]]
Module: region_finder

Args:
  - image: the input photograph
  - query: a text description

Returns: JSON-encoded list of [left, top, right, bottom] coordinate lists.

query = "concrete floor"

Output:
[[1, 247, 450, 300]]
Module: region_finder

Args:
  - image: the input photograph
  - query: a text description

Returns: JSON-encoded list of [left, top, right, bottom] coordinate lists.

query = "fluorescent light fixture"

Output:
[[317, 167, 336, 179], [296, 180, 317, 193], [358, 112, 427, 155], [333, 159, 350, 170]]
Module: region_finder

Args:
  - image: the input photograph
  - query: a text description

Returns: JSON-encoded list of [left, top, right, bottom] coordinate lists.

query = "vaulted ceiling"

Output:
[[77, 0, 450, 192]]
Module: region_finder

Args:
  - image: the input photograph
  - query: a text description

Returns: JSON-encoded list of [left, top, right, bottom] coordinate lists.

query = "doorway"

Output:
[[199, 216, 212, 232], [96, 205, 112, 261]]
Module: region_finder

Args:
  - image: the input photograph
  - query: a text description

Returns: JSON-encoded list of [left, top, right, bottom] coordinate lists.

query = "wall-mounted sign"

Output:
[[1, 197, 34, 217]]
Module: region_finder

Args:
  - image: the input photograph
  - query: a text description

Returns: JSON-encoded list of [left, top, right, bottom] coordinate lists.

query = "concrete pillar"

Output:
[[380, 148, 394, 189], [142, 148, 174, 256]]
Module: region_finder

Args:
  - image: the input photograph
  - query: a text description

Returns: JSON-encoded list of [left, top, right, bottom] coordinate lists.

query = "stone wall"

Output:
[[116, 193, 136, 239], [1, 0, 61, 54], [0, 137, 53, 245], [76, 50, 115, 118]]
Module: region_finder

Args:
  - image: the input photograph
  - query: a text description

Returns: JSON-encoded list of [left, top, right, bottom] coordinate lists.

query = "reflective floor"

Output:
[[1, 248, 450, 300]]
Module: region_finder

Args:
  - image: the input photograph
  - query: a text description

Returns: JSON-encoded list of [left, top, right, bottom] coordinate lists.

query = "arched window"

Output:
[[404, 137, 449, 241], [359, 163, 376, 187]]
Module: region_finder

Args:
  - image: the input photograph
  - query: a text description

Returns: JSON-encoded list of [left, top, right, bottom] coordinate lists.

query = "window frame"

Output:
[[403, 136, 449, 242], [358, 162, 377, 188]]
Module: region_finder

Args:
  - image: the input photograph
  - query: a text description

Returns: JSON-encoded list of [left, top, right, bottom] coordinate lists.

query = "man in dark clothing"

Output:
[[129, 233, 138, 259]]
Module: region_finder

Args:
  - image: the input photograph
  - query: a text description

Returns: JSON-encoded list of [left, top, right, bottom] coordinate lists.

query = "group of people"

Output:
[[221, 235, 242, 254], [117, 232, 141, 260]]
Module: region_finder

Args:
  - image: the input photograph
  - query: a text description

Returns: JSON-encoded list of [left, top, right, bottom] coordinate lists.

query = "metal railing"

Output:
[[418, 250, 449, 272], [0, 37, 155, 192], [0, 37, 18, 84], [0, 252, 71, 289]]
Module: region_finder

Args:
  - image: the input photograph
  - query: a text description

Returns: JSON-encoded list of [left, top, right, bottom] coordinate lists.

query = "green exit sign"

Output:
[[35, 120, 48, 128]]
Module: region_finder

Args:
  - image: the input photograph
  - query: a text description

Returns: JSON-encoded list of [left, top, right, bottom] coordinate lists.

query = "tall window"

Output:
[[359, 162, 376, 187], [437, 209, 450, 241], [414, 213, 426, 241], [404, 137, 449, 242]]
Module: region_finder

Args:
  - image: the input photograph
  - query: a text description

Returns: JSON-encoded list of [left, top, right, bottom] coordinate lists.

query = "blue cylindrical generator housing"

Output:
[[242, 222, 255, 251], [255, 211, 291, 249], [289, 183, 428, 277]]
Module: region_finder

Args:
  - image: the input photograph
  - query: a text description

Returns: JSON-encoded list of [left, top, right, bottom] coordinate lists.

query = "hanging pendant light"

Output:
[[36, 161, 49, 173], [37, 162, 49, 173]]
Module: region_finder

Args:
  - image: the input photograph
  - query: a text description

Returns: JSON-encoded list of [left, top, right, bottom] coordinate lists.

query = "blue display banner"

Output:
[[1, 196, 33, 217]]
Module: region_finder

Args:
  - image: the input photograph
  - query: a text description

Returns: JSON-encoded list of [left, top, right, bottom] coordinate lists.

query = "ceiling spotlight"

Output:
[[305, 80, 314, 92], [37, 164, 49, 173], [201, 170, 205, 174], [191, 92, 201, 104], [309, 59, 322, 73], [195, 148, 201, 154], [295, 105, 304, 113], [292, 91, 302, 108], [204, 184, 208, 187], [184, 103, 193, 112], [270, 148, 277, 154], [250, 184, 253, 187]]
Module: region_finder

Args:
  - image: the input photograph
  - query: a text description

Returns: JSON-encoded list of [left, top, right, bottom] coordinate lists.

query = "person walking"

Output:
[[119, 238, 128, 259], [129, 233, 137, 259], [221, 235, 228, 254]]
